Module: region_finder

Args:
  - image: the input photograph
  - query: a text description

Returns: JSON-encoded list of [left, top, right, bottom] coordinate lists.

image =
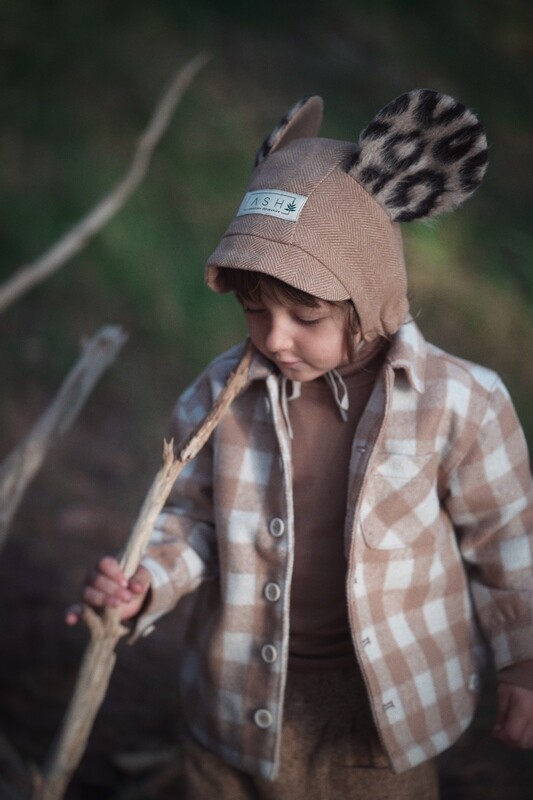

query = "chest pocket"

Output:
[[359, 452, 441, 549]]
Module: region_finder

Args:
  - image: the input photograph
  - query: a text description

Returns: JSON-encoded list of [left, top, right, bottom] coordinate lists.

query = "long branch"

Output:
[[33, 341, 253, 800], [0, 53, 210, 316], [0, 325, 128, 549]]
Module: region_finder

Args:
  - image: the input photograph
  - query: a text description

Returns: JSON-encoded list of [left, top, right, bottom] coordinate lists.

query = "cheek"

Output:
[[323, 327, 349, 357], [305, 328, 347, 366], [245, 317, 266, 348], [337, 337, 350, 362], [244, 315, 257, 336]]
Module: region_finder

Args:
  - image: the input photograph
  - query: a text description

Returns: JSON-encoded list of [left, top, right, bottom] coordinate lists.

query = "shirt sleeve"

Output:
[[444, 375, 533, 669], [134, 376, 219, 637]]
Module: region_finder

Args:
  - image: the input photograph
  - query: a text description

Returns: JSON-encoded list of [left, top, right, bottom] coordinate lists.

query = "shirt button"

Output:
[[264, 582, 281, 602], [261, 644, 278, 663], [269, 518, 285, 537], [253, 708, 273, 729]]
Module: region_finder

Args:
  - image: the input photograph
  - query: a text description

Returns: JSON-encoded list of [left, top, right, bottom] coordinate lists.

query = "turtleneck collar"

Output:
[[279, 338, 388, 438]]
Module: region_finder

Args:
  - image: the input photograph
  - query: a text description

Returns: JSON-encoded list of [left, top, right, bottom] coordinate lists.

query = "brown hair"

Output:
[[220, 268, 361, 362]]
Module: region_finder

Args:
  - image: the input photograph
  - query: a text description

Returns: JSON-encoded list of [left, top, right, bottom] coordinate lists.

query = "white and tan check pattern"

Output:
[[137, 321, 533, 780]]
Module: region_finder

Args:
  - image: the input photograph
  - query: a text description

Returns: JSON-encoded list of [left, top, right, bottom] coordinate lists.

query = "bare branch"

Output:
[[120, 341, 254, 579], [0, 325, 128, 548], [0, 53, 210, 316], [33, 341, 253, 800]]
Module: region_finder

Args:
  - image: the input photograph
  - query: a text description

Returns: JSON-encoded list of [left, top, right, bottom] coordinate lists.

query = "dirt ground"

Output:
[[1, 407, 533, 799]]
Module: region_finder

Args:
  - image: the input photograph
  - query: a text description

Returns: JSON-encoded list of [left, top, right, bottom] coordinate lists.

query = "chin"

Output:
[[279, 365, 325, 382]]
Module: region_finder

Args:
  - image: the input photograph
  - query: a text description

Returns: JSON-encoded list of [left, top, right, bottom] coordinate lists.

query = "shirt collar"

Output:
[[385, 317, 427, 394], [247, 347, 277, 382], [245, 315, 428, 394]]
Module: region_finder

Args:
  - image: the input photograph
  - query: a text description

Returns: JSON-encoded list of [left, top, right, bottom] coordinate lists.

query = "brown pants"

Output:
[[182, 669, 439, 800]]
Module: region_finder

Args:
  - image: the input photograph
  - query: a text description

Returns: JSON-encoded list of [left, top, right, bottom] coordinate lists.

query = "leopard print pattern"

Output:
[[347, 89, 488, 222], [254, 95, 320, 167]]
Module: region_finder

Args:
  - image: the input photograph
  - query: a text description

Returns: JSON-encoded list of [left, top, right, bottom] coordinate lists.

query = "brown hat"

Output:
[[205, 90, 488, 340]]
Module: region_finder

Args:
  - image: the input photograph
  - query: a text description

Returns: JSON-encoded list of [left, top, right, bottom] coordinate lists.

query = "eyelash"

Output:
[[243, 308, 323, 327]]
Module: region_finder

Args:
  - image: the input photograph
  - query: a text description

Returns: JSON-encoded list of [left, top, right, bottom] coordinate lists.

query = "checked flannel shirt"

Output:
[[137, 319, 533, 780]]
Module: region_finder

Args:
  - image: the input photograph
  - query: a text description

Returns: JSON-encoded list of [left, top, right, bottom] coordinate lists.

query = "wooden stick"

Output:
[[0, 325, 128, 549], [0, 53, 210, 316], [33, 341, 253, 800]]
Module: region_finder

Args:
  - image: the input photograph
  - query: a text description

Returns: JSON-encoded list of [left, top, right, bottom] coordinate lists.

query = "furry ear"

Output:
[[348, 89, 488, 222], [255, 95, 324, 167]]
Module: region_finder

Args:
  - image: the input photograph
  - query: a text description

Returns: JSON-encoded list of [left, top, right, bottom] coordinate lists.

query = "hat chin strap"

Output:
[[323, 370, 349, 422], [279, 369, 349, 439], [279, 376, 301, 439]]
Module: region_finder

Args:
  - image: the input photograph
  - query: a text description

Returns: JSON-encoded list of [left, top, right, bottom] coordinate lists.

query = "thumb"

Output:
[[128, 564, 152, 595], [65, 603, 83, 626], [493, 683, 512, 734]]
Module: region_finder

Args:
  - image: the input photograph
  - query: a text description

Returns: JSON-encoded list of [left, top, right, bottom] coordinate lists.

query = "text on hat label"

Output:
[[236, 190, 308, 222]]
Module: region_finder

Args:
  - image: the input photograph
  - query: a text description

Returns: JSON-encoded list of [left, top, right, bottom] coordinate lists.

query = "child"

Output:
[[68, 89, 533, 799]]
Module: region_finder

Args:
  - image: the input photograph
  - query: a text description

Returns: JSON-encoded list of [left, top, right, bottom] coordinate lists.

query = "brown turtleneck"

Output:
[[288, 343, 387, 669]]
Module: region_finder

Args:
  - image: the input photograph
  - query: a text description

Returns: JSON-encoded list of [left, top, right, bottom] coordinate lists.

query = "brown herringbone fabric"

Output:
[[205, 138, 408, 341], [205, 90, 488, 341]]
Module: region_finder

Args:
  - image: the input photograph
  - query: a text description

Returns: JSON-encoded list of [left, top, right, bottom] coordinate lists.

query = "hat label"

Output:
[[236, 190, 308, 222]]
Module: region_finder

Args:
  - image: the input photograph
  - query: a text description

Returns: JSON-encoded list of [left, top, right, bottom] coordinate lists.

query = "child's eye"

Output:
[[295, 316, 323, 327]]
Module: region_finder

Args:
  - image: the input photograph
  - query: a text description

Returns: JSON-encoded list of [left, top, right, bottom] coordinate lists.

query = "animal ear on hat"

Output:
[[254, 95, 324, 167], [348, 89, 488, 222]]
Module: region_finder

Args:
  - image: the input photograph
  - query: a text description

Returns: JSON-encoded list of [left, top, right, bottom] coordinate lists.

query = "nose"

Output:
[[265, 315, 292, 354]]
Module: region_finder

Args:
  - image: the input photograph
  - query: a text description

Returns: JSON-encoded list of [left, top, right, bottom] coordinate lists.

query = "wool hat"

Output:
[[205, 89, 488, 340]]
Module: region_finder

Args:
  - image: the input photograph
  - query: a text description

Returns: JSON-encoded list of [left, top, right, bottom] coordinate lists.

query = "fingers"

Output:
[[65, 603, 83, 626], [65, 558, 152, 625], [84, 556, 132, 609], [129, 565, 152, 596], [493, 682, 512, 733], [493, 683, 533, 749]]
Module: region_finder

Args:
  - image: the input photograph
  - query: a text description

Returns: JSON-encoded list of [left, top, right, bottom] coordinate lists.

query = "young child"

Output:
[[68, 89, 533, 799]]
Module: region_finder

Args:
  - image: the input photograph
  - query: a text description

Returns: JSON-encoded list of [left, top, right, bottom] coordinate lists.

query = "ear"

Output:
[[348, 89, 488, 222], [255, 95, 324, 167]]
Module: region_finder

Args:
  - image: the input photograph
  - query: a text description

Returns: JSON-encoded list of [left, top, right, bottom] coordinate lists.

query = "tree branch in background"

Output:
[[33, 341, 253, 800], [0, 53, 210, 316], [0, 325, 128, 549]]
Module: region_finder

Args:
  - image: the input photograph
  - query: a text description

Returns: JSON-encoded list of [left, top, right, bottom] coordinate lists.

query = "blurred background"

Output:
[[0, 1, 532, 797]]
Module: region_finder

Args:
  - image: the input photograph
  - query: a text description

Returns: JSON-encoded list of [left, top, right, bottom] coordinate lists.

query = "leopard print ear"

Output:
[[254, 95, 323, 167], [348, 89, 488, 222]]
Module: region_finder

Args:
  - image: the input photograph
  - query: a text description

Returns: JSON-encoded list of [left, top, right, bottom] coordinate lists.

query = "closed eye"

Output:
[[295, 316, 324, 326]]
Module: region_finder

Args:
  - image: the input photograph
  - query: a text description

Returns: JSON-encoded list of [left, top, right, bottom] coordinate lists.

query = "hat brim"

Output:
[[205, 233, 350, 302]]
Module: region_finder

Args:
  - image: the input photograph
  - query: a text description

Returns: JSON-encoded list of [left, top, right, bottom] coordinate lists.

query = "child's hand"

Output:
[[65, 556, 152, 625], [493, 683, 533, 749]]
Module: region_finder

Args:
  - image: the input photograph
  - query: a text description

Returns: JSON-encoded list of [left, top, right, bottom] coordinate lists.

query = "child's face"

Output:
[[243, 296, 354, 382]]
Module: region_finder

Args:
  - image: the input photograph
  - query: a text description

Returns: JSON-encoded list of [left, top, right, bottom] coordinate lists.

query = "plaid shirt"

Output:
[[138, 320, 533, 779]]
